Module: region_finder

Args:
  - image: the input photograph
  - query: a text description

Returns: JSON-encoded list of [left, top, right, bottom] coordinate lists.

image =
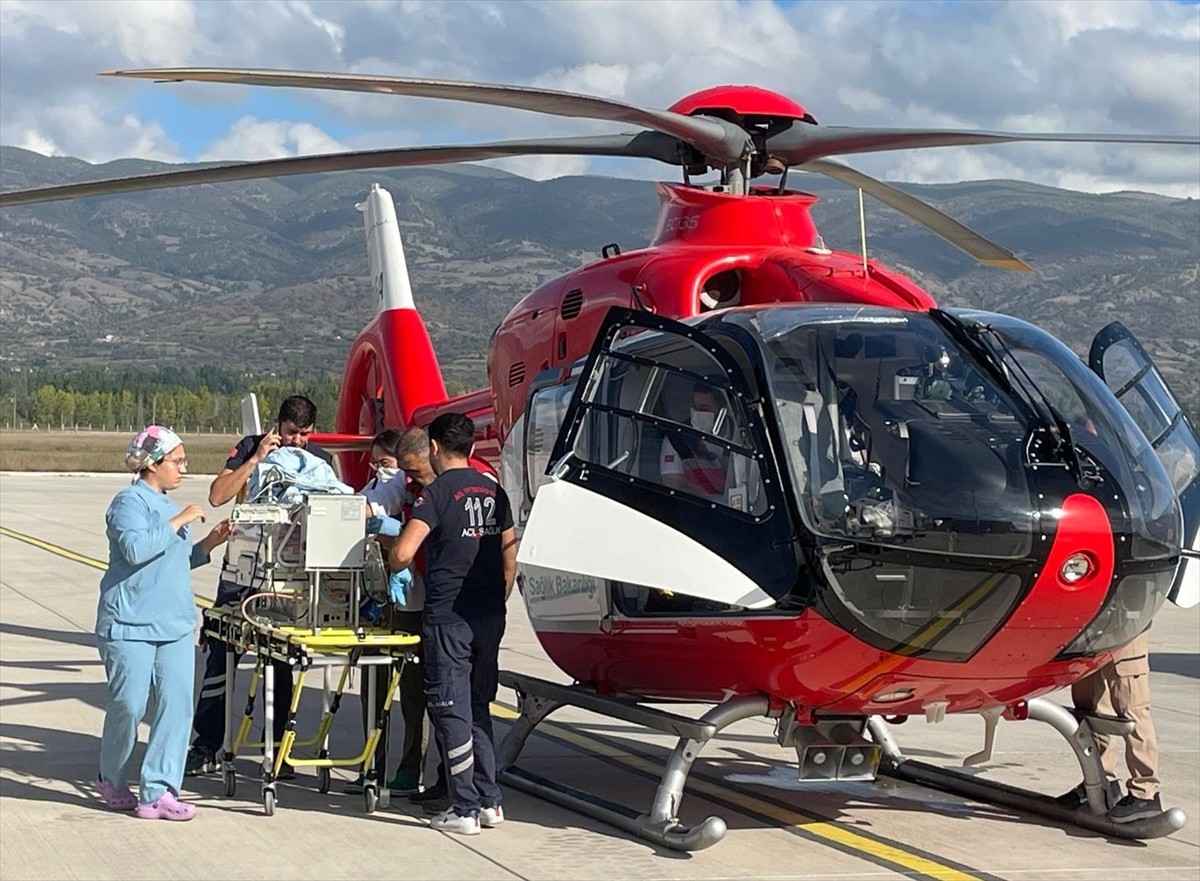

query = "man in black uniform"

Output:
[[186, 395, 333, 776], [389, 413, 517, 835]]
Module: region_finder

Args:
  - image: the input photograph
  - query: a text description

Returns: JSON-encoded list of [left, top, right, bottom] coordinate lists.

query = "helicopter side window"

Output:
[[525, 379, 578, 501], [1097, 338, 1199, 493], [570, 339, 767, 515]]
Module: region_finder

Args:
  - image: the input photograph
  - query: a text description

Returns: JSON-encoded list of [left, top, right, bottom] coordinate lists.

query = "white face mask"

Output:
[[689, 409, 717, 434], [375, 466, 400, 483]]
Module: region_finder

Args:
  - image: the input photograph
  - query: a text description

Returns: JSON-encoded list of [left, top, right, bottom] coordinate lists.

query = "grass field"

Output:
[[0, 429, 241, 473]]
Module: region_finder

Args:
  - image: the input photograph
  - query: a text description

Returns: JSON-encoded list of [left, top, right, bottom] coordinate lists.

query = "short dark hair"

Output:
[[428, 413, 475, 458], [371, 428, 404, 459], [278, 395, 317, 429], [397, 427, 430, 460]]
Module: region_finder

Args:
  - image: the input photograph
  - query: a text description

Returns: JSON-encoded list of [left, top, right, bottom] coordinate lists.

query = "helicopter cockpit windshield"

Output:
[[727, 305, 1182, 563], [944, 309, 1181, 562]]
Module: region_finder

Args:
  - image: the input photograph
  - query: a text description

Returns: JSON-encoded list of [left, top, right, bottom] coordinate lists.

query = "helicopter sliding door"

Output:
[[517, 308, 800, 612], [1090, 321, 1200, 607]]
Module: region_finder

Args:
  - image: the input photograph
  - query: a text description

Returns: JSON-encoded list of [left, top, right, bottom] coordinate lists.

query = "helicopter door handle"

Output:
[[557, 333, 567, 360]]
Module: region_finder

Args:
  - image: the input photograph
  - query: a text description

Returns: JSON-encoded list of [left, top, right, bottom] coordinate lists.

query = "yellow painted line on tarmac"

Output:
[[0, 525, 213, 608], [6, 525, 979, 880], [0, 525, 108, 571], [488, 702, 985, 881]]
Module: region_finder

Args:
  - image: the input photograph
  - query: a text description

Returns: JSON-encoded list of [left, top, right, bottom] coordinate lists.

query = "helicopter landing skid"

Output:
[[868, 698, 1187, 840], [496, 671, 770, 852]]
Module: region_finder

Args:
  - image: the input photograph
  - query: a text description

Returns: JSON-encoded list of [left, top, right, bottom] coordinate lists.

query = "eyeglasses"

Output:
[[369, 460, 397, 471], [161, 457, 188, 470]]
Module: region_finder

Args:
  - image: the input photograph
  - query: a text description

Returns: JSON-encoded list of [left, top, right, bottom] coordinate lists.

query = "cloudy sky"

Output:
[[1, 0, 1198, 196]]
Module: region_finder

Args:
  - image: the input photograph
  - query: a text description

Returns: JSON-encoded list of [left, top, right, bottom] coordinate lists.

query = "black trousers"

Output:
[[422, 614, 505, 817], [192, 581, 293, 753], [359, 609, 430, 782]]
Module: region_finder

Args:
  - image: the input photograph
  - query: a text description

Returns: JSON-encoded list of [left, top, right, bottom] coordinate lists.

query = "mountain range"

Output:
[[1, 145, 1196, 415]]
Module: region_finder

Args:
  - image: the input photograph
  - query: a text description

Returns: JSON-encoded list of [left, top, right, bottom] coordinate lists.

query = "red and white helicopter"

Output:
[[2, 69, 1198, 849]]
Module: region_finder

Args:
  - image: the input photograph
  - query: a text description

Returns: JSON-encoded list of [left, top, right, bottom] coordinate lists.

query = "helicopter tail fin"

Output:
[[358, 183, 416, 313], [333, 184, 448, 487]]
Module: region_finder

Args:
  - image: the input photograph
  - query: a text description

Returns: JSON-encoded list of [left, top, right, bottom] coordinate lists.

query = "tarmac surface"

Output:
[[1, 471, 1197, 881]]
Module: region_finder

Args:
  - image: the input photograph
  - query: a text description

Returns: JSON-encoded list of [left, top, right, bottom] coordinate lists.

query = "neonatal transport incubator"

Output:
[[202, 480, 418, 816]]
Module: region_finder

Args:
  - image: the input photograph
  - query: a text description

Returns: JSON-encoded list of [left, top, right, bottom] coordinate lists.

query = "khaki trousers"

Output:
[[1070, 629, 1160, 799]]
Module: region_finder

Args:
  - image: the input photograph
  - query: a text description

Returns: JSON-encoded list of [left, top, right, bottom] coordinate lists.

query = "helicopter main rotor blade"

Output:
[[770, 126, 1200, 165], [799, 158, 1033, 271], [103, 67, 752, 165], [0, 132, 680, 208]]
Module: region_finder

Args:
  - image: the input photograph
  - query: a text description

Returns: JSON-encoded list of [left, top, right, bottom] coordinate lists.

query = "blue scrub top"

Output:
[[97, 479, 211, 642]]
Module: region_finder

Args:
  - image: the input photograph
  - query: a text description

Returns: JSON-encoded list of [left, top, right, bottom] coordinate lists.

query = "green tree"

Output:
[[57, 389, 75, 427], [32, 385, 58, 426]]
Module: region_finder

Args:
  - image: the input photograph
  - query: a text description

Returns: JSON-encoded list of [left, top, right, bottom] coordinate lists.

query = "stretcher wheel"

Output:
[[318, 768, 331, 794], [364, 787, 377, 814], [224, 769, 237, 798], [263, 788, 276, 817]]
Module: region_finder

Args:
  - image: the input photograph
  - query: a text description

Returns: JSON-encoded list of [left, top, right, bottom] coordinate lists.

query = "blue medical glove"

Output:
[[359, 596, 386, 625], [366, 515, 402, 537], [388, 567, 414, 605]]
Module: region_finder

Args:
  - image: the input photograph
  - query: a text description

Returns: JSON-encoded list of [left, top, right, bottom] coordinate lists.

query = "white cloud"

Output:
[[0, 0, 1196, 195], [484, 154, 591, 181], [199, 117, 351, 161], [1, 0, 203, 65], [3, 100, 182, 164], [531, 63, 631, 100], [281, 0, 346, 55], [14, 129, 59, 156]]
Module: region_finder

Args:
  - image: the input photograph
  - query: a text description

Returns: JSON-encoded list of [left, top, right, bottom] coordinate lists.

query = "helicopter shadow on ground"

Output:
[[0, 622, 1144, 851], [551, 725, 1019, 829], [0, 624, 109, 716], [0, 714, 424, 828], [561, 719, 780, 747], [0, 620, 100, 651], [525, 720, 1149, 848], [0, 659, 1137, 854], [709, 742, 1149, 846], [0, 663, 688, 855], [0, 720, 133, 817], [1150, 652, 1200, 680], [121, 701, 692, 859], [0, 619, 674, 853]]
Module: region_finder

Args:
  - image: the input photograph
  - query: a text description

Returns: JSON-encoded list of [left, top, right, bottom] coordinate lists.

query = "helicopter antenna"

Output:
[[858, 188, 869, 273]]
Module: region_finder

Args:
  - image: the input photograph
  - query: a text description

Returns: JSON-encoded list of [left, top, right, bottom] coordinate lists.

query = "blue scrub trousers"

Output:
[[98, 634, 194, 804]]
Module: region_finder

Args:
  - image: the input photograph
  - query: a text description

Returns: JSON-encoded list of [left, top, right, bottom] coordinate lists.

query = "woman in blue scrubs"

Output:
[[95, 426, 232, 820]]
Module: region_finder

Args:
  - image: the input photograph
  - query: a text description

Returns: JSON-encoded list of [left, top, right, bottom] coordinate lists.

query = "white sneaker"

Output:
[[430, 809, 481, 836], [480, 805, 505, 828]]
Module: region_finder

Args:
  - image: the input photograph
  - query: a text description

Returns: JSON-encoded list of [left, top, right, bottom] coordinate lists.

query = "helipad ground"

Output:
[[1, 472, 1197, 881]]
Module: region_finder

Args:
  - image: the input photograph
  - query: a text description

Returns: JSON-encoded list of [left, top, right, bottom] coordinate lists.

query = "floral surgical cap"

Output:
[[124, 425, 182, 472]]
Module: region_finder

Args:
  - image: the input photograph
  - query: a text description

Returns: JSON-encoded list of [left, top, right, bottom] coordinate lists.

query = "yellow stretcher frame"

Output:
[[200, 604, 420, 816]]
